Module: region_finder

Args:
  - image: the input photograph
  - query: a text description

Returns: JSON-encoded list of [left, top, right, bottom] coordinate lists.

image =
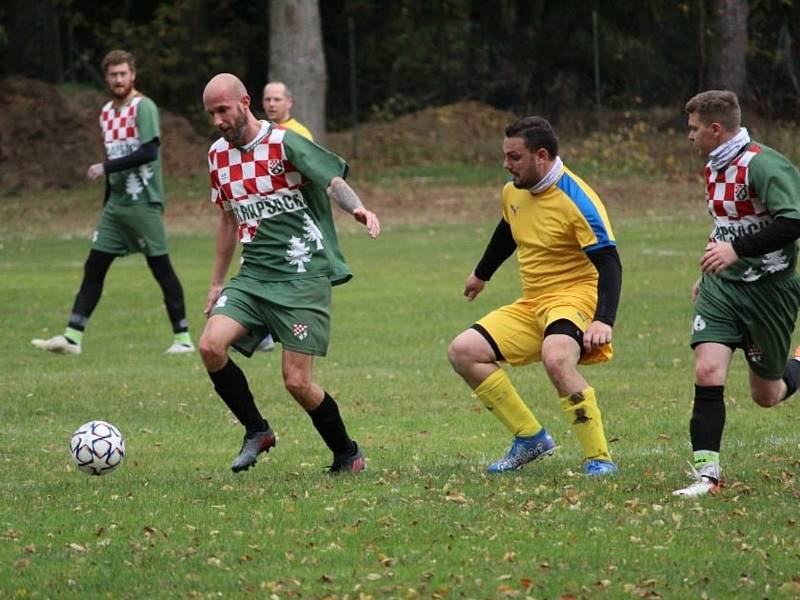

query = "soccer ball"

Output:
[[69, 420, 125, 476]]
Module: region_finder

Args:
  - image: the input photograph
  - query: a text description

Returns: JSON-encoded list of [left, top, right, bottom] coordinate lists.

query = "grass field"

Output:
[[2, 182, 800, 599]]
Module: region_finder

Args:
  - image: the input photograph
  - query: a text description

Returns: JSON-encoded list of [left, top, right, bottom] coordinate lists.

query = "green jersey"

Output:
[[100, 95, 164, 206], [706, 141, 800, 282], [208, 122, 352, 285]]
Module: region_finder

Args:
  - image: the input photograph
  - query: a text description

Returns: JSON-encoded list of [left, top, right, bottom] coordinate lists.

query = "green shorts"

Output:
[[91, 201, 168, 256], [210, 274, 332, 357], [691, 273, 800, 379]]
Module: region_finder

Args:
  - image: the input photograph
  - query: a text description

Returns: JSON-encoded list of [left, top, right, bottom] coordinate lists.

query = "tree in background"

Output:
[[706, 0, 748, 97], [4, 0, 62, 83], [269, 0, 327, 141]]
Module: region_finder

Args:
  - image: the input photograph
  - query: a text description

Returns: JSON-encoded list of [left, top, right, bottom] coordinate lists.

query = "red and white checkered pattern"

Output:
[[100, 97, 141, 145], [292, 323, 309, 340], [705, 146, 766, 222], [208, 125, 306, 243]]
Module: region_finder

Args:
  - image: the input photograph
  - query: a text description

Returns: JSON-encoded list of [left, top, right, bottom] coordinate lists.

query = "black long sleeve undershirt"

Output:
[[103, 138, 159, 174], [473, 218, 622, 326], [586, 246, 622, 327], [102, 138, 159, 206], [474, 219, 516, 281], [731, 217, 800, 257]]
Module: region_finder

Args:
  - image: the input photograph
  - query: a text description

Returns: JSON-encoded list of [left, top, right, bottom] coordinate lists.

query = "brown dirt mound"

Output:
[[327, 101, 516, 167], [0, 77, 207, 193]]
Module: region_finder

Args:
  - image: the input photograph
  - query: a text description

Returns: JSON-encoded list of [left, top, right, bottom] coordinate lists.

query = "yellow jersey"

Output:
[[501, 166, 616, 299], [281, 118, 314, 141]]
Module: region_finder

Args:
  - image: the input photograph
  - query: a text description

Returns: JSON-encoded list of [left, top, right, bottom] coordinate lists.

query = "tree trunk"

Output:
[[5, 0, 63, 83], [269, 0, 327, 144], [706, 0, 748, 96]]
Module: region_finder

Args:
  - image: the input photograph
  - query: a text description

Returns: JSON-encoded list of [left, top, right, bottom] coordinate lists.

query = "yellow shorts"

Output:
[[475, 290, 613, 367]]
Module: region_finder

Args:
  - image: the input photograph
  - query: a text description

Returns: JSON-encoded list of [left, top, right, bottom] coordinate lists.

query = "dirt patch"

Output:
[[327, 101, 516, 168], [0, 77, 207, 193]]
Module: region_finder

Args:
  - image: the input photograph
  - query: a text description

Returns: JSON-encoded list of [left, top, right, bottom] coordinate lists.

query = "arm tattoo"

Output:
[[329, 178, 365, 214]]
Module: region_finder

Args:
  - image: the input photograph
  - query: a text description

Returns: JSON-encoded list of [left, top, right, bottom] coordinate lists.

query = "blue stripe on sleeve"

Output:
[[556, 172, 615, 251]]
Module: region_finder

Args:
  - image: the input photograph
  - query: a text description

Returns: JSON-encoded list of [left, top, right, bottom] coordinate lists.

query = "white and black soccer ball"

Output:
[[69, 420, 125, 476]]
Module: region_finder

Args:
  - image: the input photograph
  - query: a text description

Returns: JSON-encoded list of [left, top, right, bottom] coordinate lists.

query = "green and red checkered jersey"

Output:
[[100, 95, 164, 206], [705, 141, 800, 282], [207, 121, 352, 285]]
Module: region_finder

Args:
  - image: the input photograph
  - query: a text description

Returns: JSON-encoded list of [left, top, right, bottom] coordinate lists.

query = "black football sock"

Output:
[[690, 385, 725, 453], [208, 359, 268, 433], [782, 357, 800, 399], [307, 392, 356, 456], [68, 249, 116, 332], [146, 254, 189, 334]]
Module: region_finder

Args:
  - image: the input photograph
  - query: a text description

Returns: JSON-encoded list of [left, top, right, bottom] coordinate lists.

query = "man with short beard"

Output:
[[32, 49, 193, 355], [199, 73, 380, 474], [448, 116, 621, 477]]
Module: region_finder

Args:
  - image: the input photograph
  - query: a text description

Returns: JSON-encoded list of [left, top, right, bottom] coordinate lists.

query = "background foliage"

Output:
[[1, 0, 800, 130]]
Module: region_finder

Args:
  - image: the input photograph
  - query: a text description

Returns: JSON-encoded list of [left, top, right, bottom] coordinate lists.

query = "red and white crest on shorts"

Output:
[[100, 96, 141, 146], [292, 323, 309, 340], [207, 124, 305, 242]]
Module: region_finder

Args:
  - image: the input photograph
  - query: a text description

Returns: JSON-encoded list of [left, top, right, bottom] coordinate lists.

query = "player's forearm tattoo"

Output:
[[329, 178, 365, 214]]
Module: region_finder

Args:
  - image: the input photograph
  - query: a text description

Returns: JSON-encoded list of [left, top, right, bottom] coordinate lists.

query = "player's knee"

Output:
[[541, 348, 572, 379], [694, 361, 725, 386], [198, 333, 226, 369], [282, 370, 312, 399], [447, 334, 472, 373], [751, 389, 781, 408]]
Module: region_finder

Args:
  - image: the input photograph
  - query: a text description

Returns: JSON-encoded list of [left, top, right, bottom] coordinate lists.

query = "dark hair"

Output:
[[101, 50, 136, 74], [505, 116, 559, 158], [685, 90, 741, 131]]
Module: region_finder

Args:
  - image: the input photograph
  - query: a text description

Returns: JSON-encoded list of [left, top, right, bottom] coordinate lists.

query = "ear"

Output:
[[241, 95, 251, 110], [535, 147, 550, 161]]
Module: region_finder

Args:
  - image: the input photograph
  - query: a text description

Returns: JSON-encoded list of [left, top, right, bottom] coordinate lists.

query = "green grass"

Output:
[[2, 215, 800, 598]]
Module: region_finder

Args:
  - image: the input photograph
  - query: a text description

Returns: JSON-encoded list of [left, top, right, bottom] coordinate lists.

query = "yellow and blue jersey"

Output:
[[280, 118, 314, 141], [501, 165, 616, 299]]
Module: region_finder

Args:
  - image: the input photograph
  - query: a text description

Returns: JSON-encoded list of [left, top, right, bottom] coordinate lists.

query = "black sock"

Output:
[[782, 357, 800, 399], [147, 254, 188, 334], [690, 385, 725, 453], [68, 250, 116, 331], [208, 359, 268, 433], [307, 392, 356, 456]]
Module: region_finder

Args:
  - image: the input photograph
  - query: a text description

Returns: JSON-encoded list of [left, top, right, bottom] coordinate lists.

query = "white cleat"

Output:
[[165, 341, 195, 354], [673, 462, 722, 497], [255, 334, 275, 352], [31, 334, 82, 355]]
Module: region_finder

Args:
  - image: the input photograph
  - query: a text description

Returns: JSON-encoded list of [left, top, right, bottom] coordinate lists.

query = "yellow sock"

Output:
[[559, 386, 611, 462], [474, 369, 541, 437]]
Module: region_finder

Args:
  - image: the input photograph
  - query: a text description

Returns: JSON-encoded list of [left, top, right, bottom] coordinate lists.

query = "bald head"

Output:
[[203, 73, 248, 105], [203, 73, 259, 146]]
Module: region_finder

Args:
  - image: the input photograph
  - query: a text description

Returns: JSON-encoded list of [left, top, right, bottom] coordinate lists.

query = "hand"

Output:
[[353, 207, 380, 239], [463, 272, 486, 301], [86, 163, 105, 180], [691, 277, 700, 302], [700, 241, 738, 274], [204, 284, 224, 317], [583, 320, 612, 353]]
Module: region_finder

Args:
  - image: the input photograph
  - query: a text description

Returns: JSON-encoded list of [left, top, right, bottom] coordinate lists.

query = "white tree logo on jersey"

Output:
[[286, 236, 311, 272], [125, 172, 144, 200], [762, 250, 789, 274], [741, 250, 790, 281], [124, 164, 153, 201], [302, 213, 324, 250]]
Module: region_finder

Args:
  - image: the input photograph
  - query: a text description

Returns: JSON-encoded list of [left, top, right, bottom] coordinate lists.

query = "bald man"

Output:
[[262, 81, 313, 141], [199, 73, 380, 475]]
